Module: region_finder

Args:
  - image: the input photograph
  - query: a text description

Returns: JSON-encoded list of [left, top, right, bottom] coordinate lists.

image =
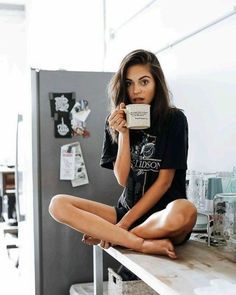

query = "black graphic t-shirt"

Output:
[[100, 109, 188, 214]]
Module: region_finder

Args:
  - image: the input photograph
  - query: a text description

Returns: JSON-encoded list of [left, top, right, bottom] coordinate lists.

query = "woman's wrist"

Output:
[[118, 129, 130, 146], [118, 127, 129, 135], [120, 212, 136, 229]]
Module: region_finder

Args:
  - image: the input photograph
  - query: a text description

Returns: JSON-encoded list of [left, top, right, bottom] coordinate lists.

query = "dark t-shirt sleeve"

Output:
[[160, 110, 188, 169], [100, 117, 118, 170]]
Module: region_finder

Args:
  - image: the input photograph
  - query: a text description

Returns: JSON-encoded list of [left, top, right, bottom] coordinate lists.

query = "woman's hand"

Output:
[[116, 220, 130, 231], [82, 234, 111, 249], [99, 240, 111, 249], [108, 103, 127, 133], [116, 212, 133, 232], [84, 220, 132, 249], [102, 220, 131, 248], [82, 234, 100, 246]]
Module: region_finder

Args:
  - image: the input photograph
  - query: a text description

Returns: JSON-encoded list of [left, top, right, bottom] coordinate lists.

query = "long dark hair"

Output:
[[108, 49, 176, 141]]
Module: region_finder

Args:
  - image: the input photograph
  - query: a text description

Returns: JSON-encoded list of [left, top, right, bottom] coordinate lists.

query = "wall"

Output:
[[27, 0, 236, 172], [103, 0, 236, 172], [0, 4, 27, 164], [28, 0, 105, 71], [160, 15, 236, 172]]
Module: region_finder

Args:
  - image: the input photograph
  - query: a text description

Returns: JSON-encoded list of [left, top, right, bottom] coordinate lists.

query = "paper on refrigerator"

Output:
[[60, 142, 89, 187], [71, 142, 89, 187], [60, 144, 76, 180]]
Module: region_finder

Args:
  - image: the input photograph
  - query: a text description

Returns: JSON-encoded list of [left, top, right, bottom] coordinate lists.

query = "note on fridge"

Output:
[[60, 144, 76, 180]]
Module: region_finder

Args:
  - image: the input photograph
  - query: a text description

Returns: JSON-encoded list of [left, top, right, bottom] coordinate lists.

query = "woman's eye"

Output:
[[141, 79, 149, 86], [125, 81, 131, 87]]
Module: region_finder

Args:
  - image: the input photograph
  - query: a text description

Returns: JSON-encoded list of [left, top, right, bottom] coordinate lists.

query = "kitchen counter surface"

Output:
[[101, 239, 236, 295]]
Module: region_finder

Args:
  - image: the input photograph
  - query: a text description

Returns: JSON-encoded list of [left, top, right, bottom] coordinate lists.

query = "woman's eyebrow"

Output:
[[126, 75, 151, 81], [139, 75, 151, 80]]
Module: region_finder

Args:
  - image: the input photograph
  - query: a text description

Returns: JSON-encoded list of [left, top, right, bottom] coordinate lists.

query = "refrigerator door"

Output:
[[31, 70, 122, 295]]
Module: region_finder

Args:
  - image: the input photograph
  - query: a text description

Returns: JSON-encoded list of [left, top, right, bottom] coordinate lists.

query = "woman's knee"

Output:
[[49, 194, 70, 222], [166, 199, 197, 230], [180, 200, 197, 227], [168, 199, 197, 216]]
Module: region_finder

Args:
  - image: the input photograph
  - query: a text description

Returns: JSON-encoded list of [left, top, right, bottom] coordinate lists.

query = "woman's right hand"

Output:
[[108, 103, 127, 133], [116, 218, 131, 232], [82, 234, 111, 249], [82, 234, 100, 245]]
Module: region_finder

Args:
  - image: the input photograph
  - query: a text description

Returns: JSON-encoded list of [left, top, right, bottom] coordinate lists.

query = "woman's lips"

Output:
[[132, 97, 145, 103]]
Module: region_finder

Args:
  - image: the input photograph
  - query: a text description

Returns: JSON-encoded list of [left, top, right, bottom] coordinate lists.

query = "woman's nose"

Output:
[[133, 83, 141, 94]]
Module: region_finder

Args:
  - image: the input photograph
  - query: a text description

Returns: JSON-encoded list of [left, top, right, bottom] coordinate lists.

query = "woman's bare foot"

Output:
[[141, 239, 177, 259]]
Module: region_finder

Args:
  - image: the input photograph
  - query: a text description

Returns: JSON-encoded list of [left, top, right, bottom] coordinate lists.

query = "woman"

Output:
[[49, 49, 197, 259]]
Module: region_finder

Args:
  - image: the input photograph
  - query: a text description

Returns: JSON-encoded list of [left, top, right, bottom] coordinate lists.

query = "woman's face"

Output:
[[125, 64, 155, 105]]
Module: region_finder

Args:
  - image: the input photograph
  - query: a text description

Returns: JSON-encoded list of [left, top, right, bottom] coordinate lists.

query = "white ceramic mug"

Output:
[[124, 104, 150, 129]]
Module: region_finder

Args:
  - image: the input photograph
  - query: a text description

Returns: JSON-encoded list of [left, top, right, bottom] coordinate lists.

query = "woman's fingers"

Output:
[[82, 234, 100, 245], [112, 120, 126, 131], [83, 236, 112, 249], [83, 235, 111, 249], [82, 235, 111, 249], [100, 240, 111, 249], [110, 116, 123, 127], [108, 113, 126, 132], [120, 102, 126, 110], [116, 220, 130, 231], [109, 110, 124, 124], [108, 102, 126, 123], [108, 103, 128, 133]]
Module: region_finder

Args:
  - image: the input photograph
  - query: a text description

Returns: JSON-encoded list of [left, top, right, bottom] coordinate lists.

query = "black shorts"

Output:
[[115, 204, 166, 228], [115, 206, 129, 223], [114, 205, 192, 245]]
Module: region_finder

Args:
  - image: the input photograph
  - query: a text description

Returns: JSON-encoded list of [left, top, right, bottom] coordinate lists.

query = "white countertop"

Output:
[[105, 240, 236, 295]]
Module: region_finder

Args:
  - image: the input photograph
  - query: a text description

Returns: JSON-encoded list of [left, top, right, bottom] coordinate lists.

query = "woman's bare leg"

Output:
[[130, 199, 197, 245], [49, 194, 178, 258], [49, 194, 144, 249]]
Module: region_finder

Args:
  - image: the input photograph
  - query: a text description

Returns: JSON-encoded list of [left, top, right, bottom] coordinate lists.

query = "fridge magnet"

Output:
[[60, 142, 89, 187], [49, 92, 76, 117], [54, 112, 73, 138], [70, 99, 91, 137]]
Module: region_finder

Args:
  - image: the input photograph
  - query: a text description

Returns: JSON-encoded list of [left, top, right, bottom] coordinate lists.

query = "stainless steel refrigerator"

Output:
[[15, 69, 122, 295]]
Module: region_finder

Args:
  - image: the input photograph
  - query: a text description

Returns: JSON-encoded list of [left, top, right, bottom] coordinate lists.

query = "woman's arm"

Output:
[[118, 169, 175, 228], [108, 103, 131, 186], [113, 131, 130, 186]]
